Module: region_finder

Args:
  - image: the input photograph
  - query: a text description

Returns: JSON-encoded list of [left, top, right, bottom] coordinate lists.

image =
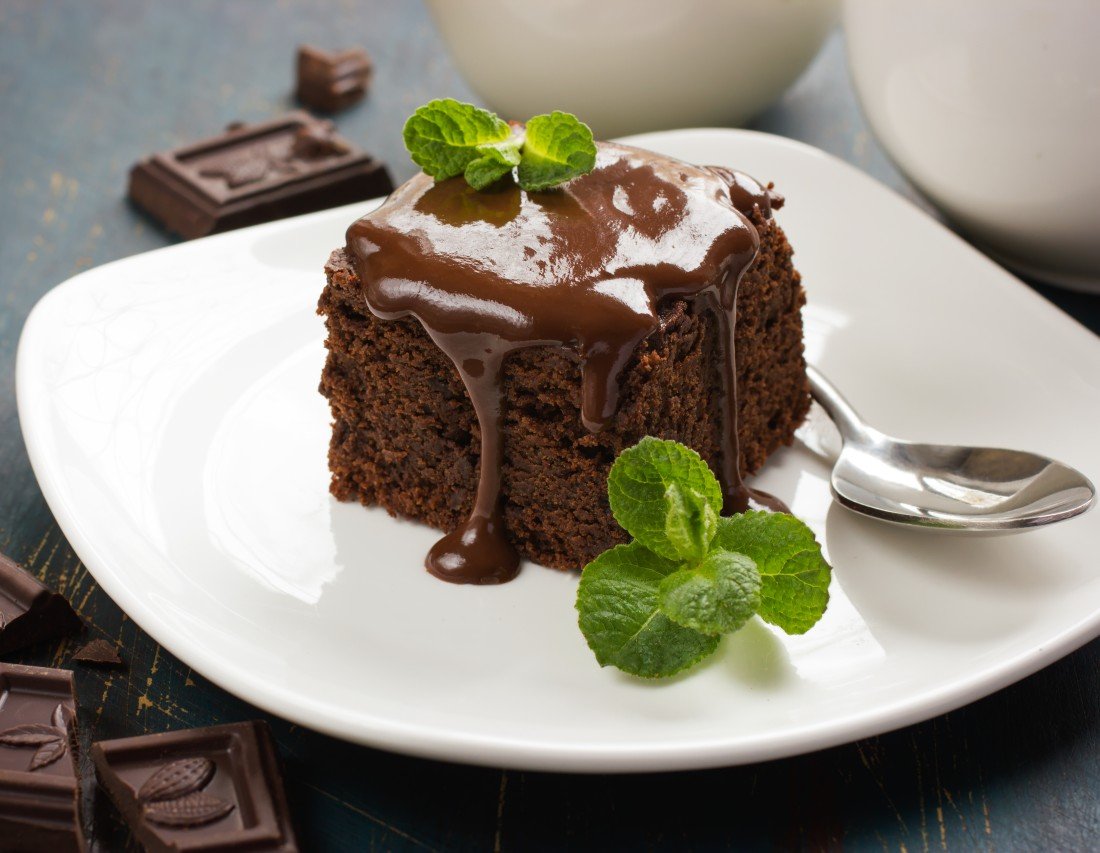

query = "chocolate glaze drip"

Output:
[[347, 142, 786, 583]]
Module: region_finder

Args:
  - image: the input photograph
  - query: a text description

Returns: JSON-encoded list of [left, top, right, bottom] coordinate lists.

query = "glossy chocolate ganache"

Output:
[[347, 141, 785, 584]]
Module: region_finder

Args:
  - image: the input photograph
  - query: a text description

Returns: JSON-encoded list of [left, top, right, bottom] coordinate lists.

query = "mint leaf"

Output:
[[402, 99, 513, 181], [576, 542, 719, 678], [712, 512, 831, 635], [658, 549, 761, 635], [517, 111, 597, 191], [607, 437, 723, 562], [464, 138, 522, 190], [663, 482, 718, 564]]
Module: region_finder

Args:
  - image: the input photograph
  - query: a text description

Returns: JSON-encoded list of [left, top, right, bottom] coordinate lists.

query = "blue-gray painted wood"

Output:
[[1, 2, 1097, 850]]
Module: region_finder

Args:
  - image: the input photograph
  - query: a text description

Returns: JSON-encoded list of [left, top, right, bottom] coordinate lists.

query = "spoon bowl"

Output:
[[807, 366, 1096, 531]]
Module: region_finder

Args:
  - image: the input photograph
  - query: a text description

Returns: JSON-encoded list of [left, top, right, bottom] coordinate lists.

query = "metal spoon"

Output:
[[806, 365, 1096, 531]]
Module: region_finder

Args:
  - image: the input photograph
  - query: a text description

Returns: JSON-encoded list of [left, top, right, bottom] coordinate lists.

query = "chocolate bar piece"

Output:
[[0, 663, 85, 851], [0, 553, 82, 656], [296, 45, 372, 113], [128, 113, 394, 239], [93, 721, 298, 852], [72, 638, 124, 669]]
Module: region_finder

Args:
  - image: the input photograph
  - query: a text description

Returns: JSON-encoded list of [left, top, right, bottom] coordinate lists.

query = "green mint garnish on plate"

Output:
[[402, 99, 596, 192], [576, 437, 833, 678], [577, 542, 720, 679], [607, 436, 722, 563], [712, 510, 832, 636]]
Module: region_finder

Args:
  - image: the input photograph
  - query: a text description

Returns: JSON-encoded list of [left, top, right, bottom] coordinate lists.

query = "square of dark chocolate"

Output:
[[0, 663, 84, 851], [128, 112, 394, 239], [92, 721, 298, 852], [295, 45, 372, 113]]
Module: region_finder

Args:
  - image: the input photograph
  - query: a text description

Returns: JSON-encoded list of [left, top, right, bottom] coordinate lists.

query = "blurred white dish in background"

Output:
[[845, 0, 1100, 292], [425, 0, 838, 138]]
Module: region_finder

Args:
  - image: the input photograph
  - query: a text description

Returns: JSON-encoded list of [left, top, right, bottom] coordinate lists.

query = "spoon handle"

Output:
[[805, 365, 874, 444]]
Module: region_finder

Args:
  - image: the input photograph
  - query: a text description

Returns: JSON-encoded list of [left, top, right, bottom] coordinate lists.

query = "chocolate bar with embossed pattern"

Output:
[[0, 663, 84, 850], [93, 721, 299, 852], [128, 113, 393, 239]]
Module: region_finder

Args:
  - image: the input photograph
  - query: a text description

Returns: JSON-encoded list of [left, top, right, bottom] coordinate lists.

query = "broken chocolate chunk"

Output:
[[295, 45, 372, 113], [0, 553, 82, 656], [72, 638, 125, 669], [127, 112, 394, 240], [93, 721, 299, 851], [0, 663, 85, 851]]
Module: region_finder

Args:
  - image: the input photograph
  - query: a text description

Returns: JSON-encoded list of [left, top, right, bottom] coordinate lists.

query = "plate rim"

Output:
[[16, 127, 1100, 773]]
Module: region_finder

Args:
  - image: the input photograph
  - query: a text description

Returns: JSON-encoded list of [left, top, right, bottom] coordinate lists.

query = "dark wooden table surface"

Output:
[[2, 2, 1098, 850]]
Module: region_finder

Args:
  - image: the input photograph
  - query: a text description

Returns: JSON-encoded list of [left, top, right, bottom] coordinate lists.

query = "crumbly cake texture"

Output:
[[318, 208, 809, 571]]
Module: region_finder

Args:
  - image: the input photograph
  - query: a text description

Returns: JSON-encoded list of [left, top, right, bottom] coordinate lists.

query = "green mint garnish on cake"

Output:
[[576, 437, 832, 678], [515, 111, 598, 191], [403, 99, 596, 191]]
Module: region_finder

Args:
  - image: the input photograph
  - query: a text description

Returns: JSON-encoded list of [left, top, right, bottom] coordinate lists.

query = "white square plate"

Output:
[[17, 129, 1100, 772]]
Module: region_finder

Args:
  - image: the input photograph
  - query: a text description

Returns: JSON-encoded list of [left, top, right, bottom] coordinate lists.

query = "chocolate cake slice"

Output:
[[318, 142, 810, 581]]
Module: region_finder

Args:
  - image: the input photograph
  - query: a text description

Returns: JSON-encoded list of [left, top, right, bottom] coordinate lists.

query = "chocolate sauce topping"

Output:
[[347, 142, 782, 583]]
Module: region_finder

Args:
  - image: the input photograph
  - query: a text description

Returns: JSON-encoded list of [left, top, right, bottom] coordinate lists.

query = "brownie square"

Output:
[[318, 205, 809, 570]]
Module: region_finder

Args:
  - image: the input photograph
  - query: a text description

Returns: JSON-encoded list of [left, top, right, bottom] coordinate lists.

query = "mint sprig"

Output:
[[402, 99, 596, 192], [576, 437, 832, 679]]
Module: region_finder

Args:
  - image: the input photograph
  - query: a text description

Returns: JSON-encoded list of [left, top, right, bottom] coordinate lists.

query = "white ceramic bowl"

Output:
[[844, 0, 1100, 292], [426, 0, 838, 138]]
